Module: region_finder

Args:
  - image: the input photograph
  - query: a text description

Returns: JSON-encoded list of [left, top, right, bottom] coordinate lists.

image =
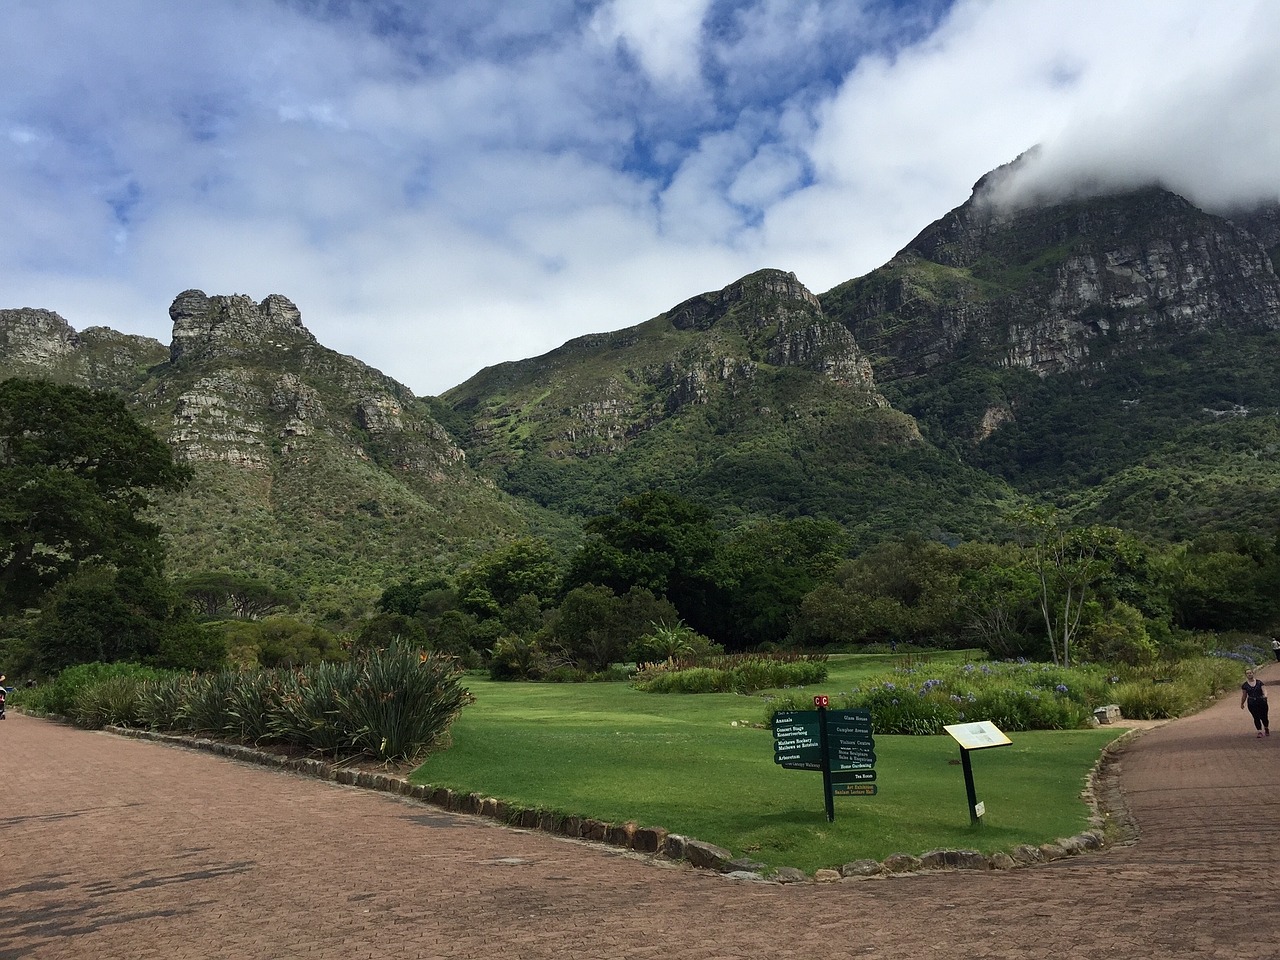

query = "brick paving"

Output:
[[4, 664, 1279, 960]]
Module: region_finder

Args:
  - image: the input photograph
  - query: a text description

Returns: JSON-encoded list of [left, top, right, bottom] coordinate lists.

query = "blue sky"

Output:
[[3, 0, 1278, 395]]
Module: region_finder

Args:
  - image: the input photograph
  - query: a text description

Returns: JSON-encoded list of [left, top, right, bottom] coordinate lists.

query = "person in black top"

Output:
[[1240, 669, 1269, 738]]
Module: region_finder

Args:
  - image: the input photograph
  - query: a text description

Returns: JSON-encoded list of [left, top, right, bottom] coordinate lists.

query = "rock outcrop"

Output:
[[824, 186, 1280, 381], [0, 308, 167, 389], [169, 290, 316, 363]]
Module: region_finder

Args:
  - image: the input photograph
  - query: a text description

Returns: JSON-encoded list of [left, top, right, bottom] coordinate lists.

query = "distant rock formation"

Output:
[[169, 290, 316, 363], [824, 186, 1280, 381]]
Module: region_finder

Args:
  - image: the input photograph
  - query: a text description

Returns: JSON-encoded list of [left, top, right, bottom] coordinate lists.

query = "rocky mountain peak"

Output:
[[825, 182, 1280, 382], [668, 268, 820, 332], [169, 290, 315, 363], [0, 307, 80, 367]]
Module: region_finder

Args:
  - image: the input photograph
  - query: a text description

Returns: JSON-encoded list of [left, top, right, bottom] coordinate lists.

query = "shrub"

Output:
[[338, 642, 474, 763], [852, 683, 961, 735], [19, 662, 172, 717], [137, 674, 191, 730], [268, 661, 348, 754], [762, 656, 1225, 733], [629, 621, 722, 664], [1107, 681, 1191, 720], [489, 634, 550, 680], [223, 670, 283, 743], [71, 674, 147, 728], [46, 643, 474, 764], [633, 665, 724, 694], [631, 652, 828, 694], [178, 671, 242, 736]]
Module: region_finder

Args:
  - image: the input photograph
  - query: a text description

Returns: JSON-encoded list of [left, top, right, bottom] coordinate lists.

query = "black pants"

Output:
[[1248, 698, 1269, 731]]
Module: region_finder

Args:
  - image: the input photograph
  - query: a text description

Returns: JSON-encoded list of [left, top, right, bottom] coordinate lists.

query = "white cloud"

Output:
[[0, 0, 1277, 395], [590, 0, 715, 89]]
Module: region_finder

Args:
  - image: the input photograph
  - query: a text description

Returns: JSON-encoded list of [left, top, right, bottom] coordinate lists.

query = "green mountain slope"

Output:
[[7, 161, 1280, 611], [444, 269, 1020, 546]]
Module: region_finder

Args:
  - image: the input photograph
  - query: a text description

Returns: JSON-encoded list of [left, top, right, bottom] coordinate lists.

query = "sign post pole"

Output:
[[959, 747, 981, 825], [815, 696, 834, 823], [772, 697, 876, 820]]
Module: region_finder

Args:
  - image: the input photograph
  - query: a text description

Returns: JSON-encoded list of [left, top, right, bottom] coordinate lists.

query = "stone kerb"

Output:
[[102, 723, 1118, 883]]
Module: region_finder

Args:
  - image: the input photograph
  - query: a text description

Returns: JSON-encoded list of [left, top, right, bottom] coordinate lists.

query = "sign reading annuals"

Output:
[[772, 698, 877, 822]]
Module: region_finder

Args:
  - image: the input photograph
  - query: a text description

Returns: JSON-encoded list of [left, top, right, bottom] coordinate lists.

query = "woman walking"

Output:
[[1240, 669, 1269, 738]]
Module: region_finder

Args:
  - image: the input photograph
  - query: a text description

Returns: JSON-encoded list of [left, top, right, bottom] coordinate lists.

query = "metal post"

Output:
[[960, 747, 982, 825], [818, 704, 834, 823]]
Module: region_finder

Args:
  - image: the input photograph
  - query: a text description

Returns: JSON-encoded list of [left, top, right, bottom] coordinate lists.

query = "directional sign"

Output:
[[773, 703, 880, 819], [834, 742, 875, 757], [831, 759, 877, 772], [829, 721, 873, 738], [833, 747, 876, 763], [827, 709, 871, 724], [773, 712, 820, 736]]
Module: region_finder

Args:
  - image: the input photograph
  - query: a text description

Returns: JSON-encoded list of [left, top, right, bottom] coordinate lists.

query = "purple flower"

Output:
[[1055, 684, 1069, 694]]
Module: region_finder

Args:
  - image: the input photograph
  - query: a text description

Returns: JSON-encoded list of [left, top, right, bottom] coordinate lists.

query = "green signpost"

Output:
[[772, 697, 878, 821]]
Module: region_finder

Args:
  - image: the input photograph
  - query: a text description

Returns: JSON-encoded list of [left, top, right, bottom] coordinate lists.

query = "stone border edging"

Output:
[[101, 722, 1131, 884]]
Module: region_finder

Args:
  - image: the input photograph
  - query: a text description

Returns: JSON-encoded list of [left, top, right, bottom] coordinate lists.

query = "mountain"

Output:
[[819, 168, 1280, 539], [0, 293, 537, 615], [6, 162, 1280, 607], [442, 268, 1018, 546]]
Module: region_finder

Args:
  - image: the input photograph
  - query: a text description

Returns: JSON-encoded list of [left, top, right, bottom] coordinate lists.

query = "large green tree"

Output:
[[563, 490, 721, 635], [0, 378, 191, 612]]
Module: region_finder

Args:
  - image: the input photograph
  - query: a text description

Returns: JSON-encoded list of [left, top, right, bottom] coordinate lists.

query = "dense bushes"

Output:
[[19, 641, 472, 764], [764, 656, 1244, 733], [631, 652, 828, 694]]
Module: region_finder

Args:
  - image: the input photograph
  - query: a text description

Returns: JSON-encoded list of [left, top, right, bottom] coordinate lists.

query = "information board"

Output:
[[943, 720, 1012, 750]]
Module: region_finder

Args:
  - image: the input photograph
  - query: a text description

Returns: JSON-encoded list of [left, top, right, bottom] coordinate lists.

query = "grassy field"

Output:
[[411, 652, 1136, 874]]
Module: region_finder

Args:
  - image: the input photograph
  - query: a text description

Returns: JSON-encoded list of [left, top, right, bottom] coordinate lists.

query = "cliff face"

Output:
[[169, 289, 316, 363], [822, 186, 1280, 381], [150, 289, 464, 477], [0, 308, 168, 389]]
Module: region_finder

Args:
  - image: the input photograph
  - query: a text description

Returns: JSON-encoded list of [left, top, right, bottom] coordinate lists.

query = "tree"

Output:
[[176, 571, 295, 620], [549, 584, 675, 672], [33, 564, 223, 672], [457, 538, 561, 617], [563, 490, 721, 635], [954, 544, 1042, 657], [715, 518, 846, 648], [1018, 509, 1109, 668], [0, 378, 190, 612]]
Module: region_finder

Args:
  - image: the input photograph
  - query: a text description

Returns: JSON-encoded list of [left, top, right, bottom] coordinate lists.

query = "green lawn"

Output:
[[411, 654, 1132, 874]]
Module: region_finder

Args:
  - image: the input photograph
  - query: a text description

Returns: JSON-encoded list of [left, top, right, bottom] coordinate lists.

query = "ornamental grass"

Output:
[[36, 640, 473, 764]]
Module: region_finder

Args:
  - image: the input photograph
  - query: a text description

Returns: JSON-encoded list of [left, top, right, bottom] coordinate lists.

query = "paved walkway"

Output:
[[4, 665, 1279, 960]]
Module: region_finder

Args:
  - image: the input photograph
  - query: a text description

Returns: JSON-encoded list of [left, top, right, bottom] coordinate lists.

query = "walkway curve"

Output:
[[4, 664, 1279, 960]]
